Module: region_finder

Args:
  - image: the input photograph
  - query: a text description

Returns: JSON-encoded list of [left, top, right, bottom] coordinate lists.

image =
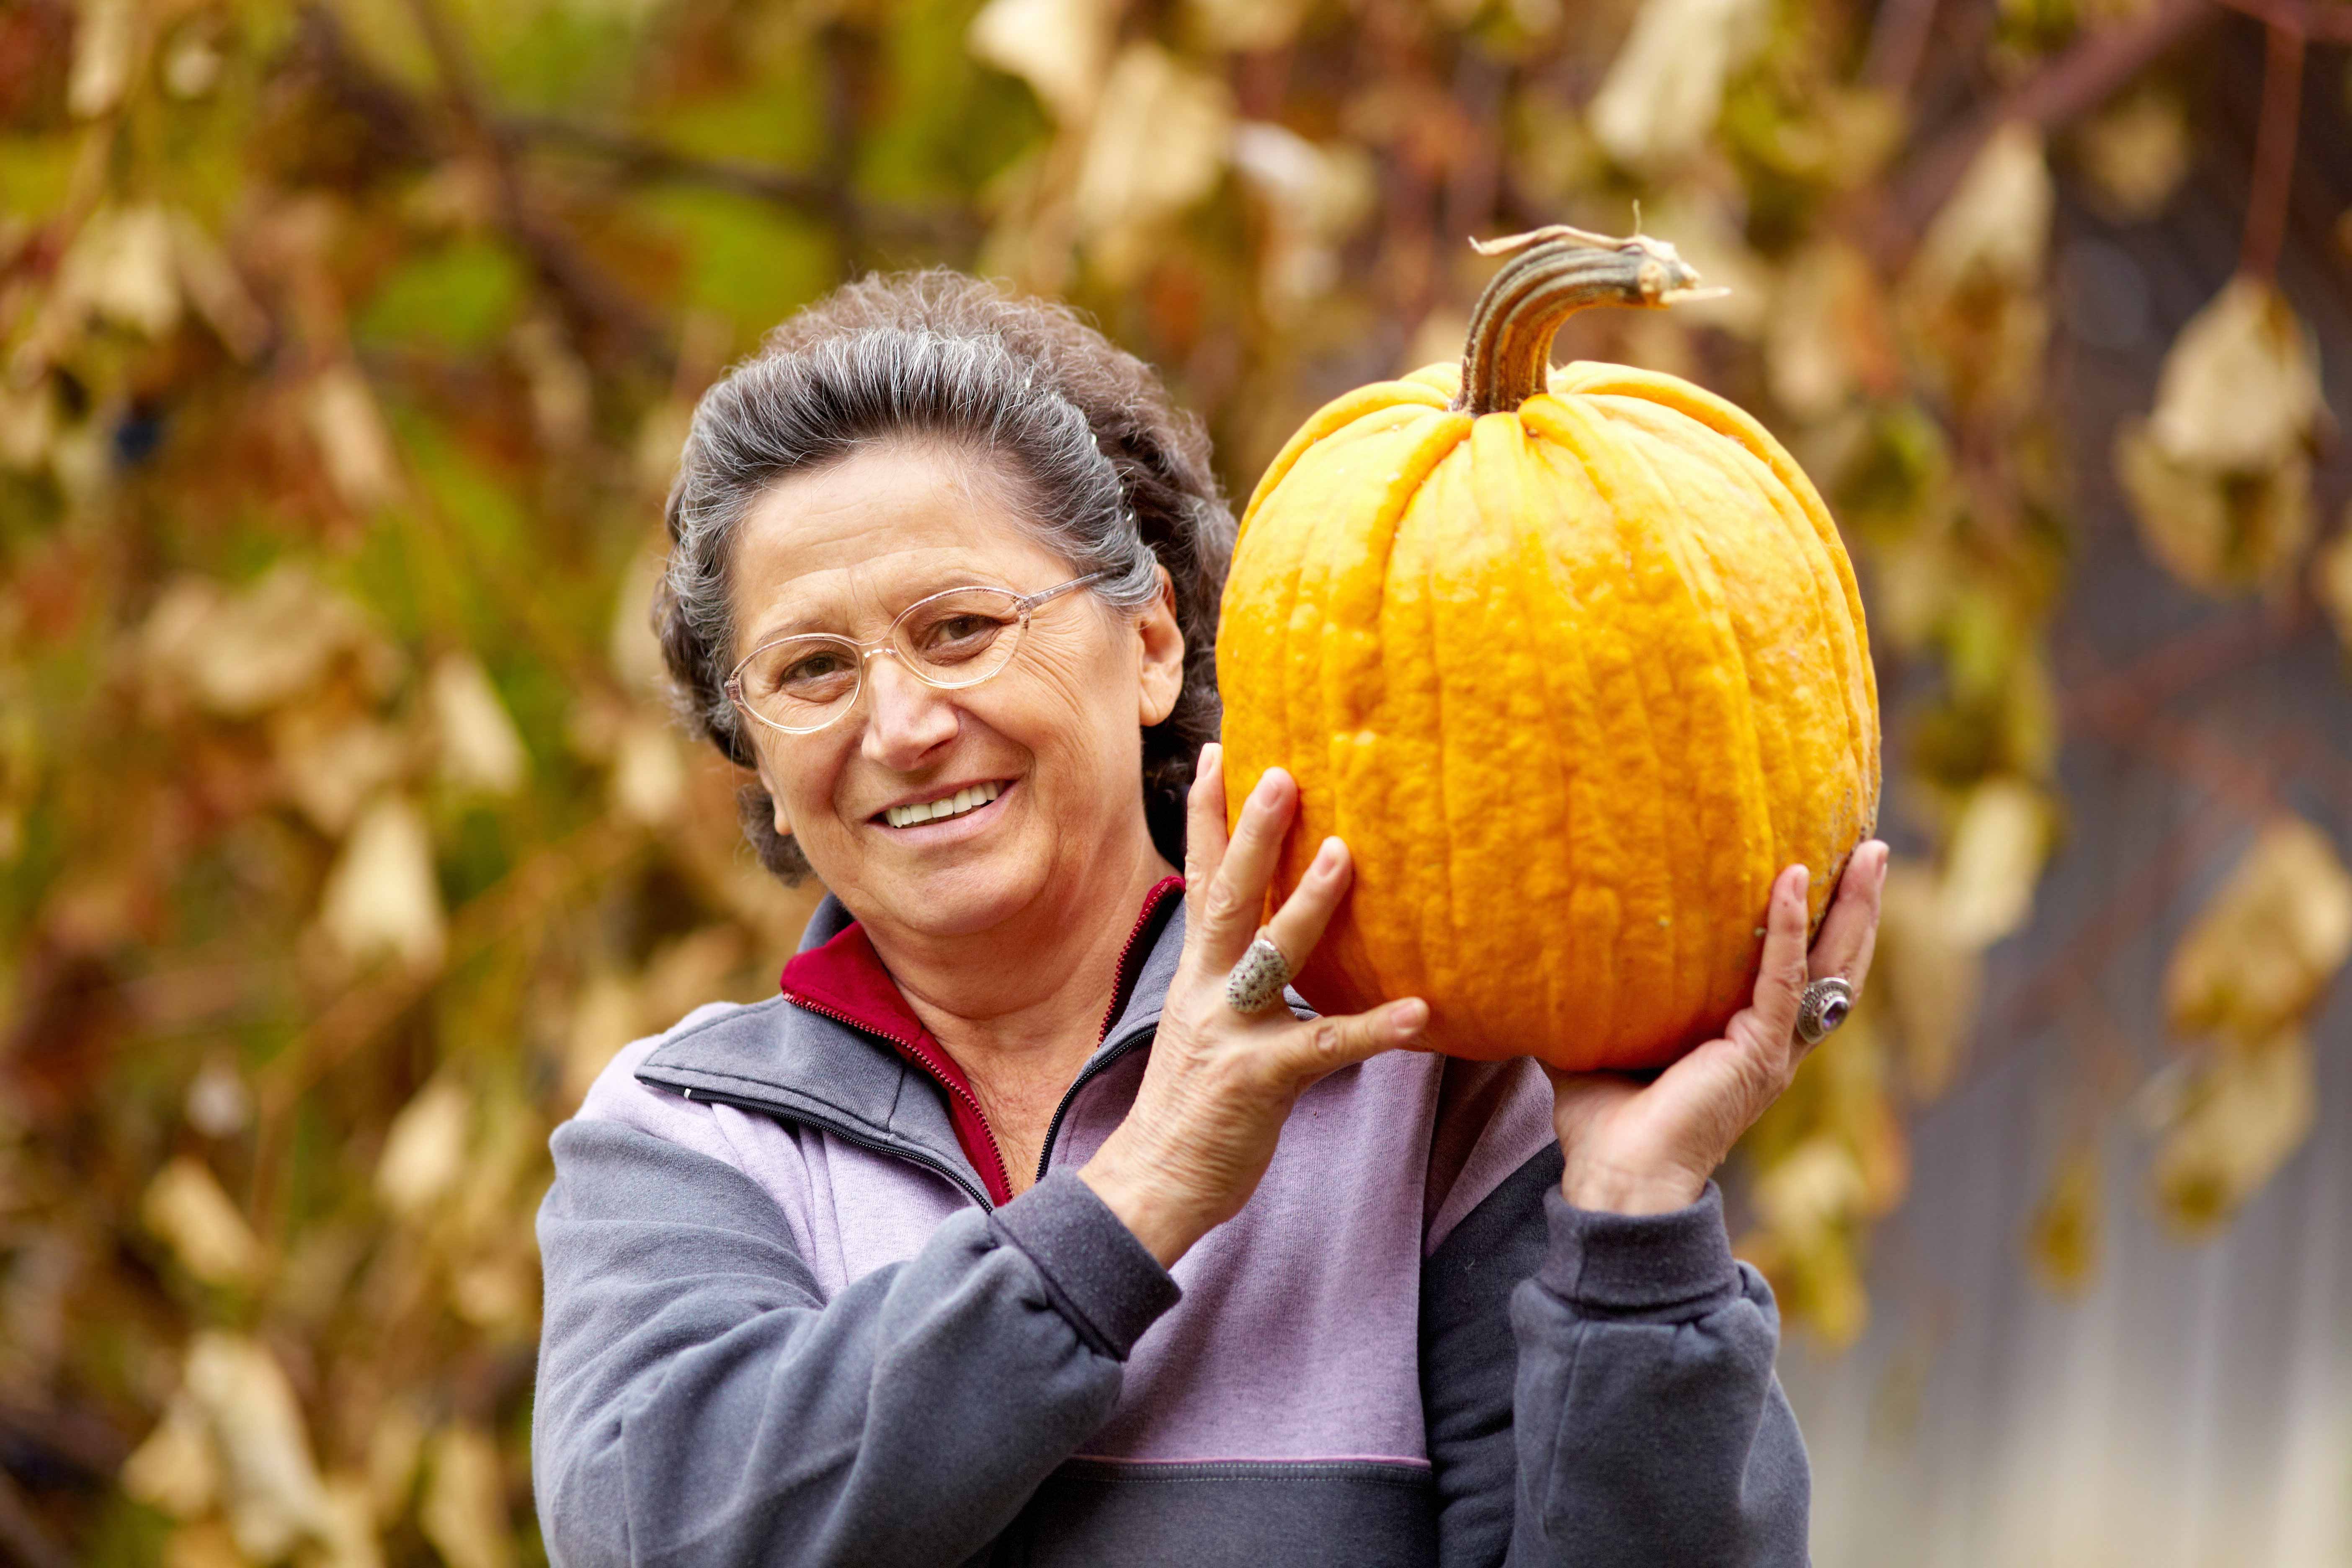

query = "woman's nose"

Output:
[[859, 653, 959, 767]]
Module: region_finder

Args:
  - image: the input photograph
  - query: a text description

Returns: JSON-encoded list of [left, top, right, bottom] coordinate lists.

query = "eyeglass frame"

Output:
[[722, 571, 1109, 737]]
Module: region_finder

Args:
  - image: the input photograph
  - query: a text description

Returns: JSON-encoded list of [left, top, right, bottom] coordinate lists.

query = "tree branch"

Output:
[[1873, 0, 2225, 268], [2238, 19, 2305, 279], [398, 0, 666, 365]]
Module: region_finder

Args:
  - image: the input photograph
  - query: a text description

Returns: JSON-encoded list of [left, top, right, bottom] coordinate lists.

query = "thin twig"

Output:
[[2239, 20, 2306, 279], [1860, 0, 1942, 95], [400, 0, 665, 364], [1874, 0, 2223, 267], [2209, 0, 2352, 41], [503, 115, 978, 247]]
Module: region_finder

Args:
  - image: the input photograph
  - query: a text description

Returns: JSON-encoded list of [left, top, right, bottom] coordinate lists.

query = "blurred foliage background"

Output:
[[1, 0, 2348, 1562]]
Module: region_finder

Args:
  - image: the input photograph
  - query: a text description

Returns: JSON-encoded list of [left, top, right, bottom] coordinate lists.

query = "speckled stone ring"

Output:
[[1796, 976, 1855, 1046], [1225, 935, 1295, 1015]]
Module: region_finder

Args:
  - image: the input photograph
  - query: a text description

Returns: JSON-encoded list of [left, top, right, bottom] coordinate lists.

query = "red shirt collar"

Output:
[[778, 875, 1185, 1204]]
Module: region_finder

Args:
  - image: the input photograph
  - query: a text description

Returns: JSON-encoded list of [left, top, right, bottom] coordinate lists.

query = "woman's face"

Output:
[[728, 442, 1185, 942]]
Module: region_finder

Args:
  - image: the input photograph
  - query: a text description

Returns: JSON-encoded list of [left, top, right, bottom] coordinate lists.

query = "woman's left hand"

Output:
[[1549, 841, 1890, 1215]]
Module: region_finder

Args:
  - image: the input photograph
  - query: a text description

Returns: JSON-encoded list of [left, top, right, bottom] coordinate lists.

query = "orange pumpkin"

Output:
[[1217, 226, 1880, 1072]]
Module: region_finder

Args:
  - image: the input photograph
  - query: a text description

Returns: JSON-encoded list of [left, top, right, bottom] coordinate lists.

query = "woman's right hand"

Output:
[[1078, 743, 1429, 1266]]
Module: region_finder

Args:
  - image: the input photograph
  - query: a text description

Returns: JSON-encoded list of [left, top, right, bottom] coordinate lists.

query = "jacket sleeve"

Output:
[[1421, 1150, 1810, 1567], [531, 1116, 1179, 1568]]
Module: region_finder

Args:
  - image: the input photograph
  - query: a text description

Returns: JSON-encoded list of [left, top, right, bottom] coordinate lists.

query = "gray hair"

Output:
[[655, 270, 1235, 882]]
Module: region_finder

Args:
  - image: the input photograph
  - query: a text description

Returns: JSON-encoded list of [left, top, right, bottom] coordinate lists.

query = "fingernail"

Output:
[[1791, 865, 1810, 897], [1250, 767, 1290, 807], [1200, 742, 1222, 776], [1390, 998, 1428, 1038], [1312, 836, 1344, 874]]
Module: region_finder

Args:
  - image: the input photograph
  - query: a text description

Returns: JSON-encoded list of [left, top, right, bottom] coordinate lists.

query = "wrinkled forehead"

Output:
[[726, 443, 1076, 652]]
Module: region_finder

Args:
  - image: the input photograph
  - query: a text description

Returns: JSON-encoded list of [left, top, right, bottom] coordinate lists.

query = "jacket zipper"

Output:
[[1032, 1019, 1159, 1187], [779, 988, 1017, 1207], [1042, 876, 1184, 1186], [676, 1081, 993, 1211]]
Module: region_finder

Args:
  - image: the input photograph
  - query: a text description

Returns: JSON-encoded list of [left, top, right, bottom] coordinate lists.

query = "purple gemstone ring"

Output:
[[1796, 976, 1855, 1046]]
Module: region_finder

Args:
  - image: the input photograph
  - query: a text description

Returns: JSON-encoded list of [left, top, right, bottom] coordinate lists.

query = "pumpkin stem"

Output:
[[1453, 227, 1710, 416]]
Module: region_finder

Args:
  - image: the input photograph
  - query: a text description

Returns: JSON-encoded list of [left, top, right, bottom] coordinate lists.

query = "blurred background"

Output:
[[2, 0, 2349, 1563]]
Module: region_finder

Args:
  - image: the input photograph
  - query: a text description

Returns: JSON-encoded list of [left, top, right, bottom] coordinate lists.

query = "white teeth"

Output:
[[885, 782, 1004, 829]]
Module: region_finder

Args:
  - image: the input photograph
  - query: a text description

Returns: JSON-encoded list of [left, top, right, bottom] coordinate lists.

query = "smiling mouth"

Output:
[[879, 780, 1007, 830]]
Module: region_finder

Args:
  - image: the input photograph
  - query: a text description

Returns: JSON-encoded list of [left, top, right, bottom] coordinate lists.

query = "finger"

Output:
[[1197, 766, 1297, 969], [1808, 840, 1888, 990], [1182, 743, 1228, 893], [1733, 863, 1811, 1052], [1260, 835, 1352, 972], [1268, 998, 1427, 1086]]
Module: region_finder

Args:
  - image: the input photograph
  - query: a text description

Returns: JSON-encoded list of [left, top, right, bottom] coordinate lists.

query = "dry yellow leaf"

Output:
[[275, 711, 409, 836], [366, 1401, 428, 1524], [610, 717, 688, 825], [68, 0, 137, 117], [968, 0, 1122, 124], [1769, 238, 1894, 419], [318, 796, 448, 972], [182, 1332, 334, 1561], [2025, 1144, 2102, 1297], [2117, 425, 2313, 593], [317, 1474, 387, 1568], [62, 204, 183, 338], [169, 210, 270, 361], [1876, 861, 1984, 1096], [2165, 817, 2352, 1041], [1938, 776, 2052, 947], [1073, 45, 1233, 247], [305, 364, 403, 512], [122, 1393, 221, 1519], [376, 1079, 472, 1220], [140, 565, 397, 720], [2073, 91, 2190, 221], [162, 1522, 245, 1568], [420, 1426, 515, 1568], [1186, 0, 1314, 50], [1753, 1138, 1868, 1247], [509, 314, 592, 451], [0, 379, 57, 471], [2144, 276, 2322, 475], [1588, 0, 1769, 171], [1229, 122, 1377, 307], [2152, 1030, 2316, 1234], [142, 1157, 263, 1287], [1909, 122, 2053, 297], [430, 655, 529, 798], [2316, 515, 2352, 650]]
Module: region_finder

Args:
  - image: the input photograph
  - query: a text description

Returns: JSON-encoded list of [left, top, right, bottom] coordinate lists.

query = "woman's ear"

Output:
[[1135, 567, 1186, 727], [752, 753, 794, 838]]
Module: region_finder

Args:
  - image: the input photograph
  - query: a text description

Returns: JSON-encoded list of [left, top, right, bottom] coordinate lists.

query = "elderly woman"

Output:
[[532, 273, 1887, 1568]]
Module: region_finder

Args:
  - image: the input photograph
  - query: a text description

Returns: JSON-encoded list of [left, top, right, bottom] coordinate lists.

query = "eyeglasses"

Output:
[[724, 573, 1106, 737]]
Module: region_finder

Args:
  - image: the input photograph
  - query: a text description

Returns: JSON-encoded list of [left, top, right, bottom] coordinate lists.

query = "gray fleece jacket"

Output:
[[532, 890, 1809, 1566]]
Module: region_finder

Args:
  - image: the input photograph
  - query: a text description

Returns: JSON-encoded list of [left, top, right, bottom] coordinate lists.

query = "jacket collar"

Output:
[[636, 878, 1187, 1208]]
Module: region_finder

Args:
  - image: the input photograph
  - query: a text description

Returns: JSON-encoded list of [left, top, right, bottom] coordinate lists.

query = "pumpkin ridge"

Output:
[[1519, 393, 1680, 1055], [1527, 437, 1625, 1057], [1663, 407, 1878, 908], [1581, 392, 1875, 924], [1573, 374, 1877, 775], [1343, 414, 1473, 1010], [1595, 408, 1767, 1038], [1238, 382, 1452, 543]]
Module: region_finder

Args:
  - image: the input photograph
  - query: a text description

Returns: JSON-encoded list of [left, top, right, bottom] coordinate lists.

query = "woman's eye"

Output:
[[776, 650, 852, 688], [916, 614, 1004, 661]]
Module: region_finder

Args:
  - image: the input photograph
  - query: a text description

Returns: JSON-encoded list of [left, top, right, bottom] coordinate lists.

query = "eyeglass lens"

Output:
[[735, 587, 1029, 732]]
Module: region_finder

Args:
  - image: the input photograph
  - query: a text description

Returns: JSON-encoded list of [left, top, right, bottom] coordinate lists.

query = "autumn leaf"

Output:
[[2165, 817, 2352, 1042], [1589, 0, 1769, 172], [2151, 1030, 2316, 1234]]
